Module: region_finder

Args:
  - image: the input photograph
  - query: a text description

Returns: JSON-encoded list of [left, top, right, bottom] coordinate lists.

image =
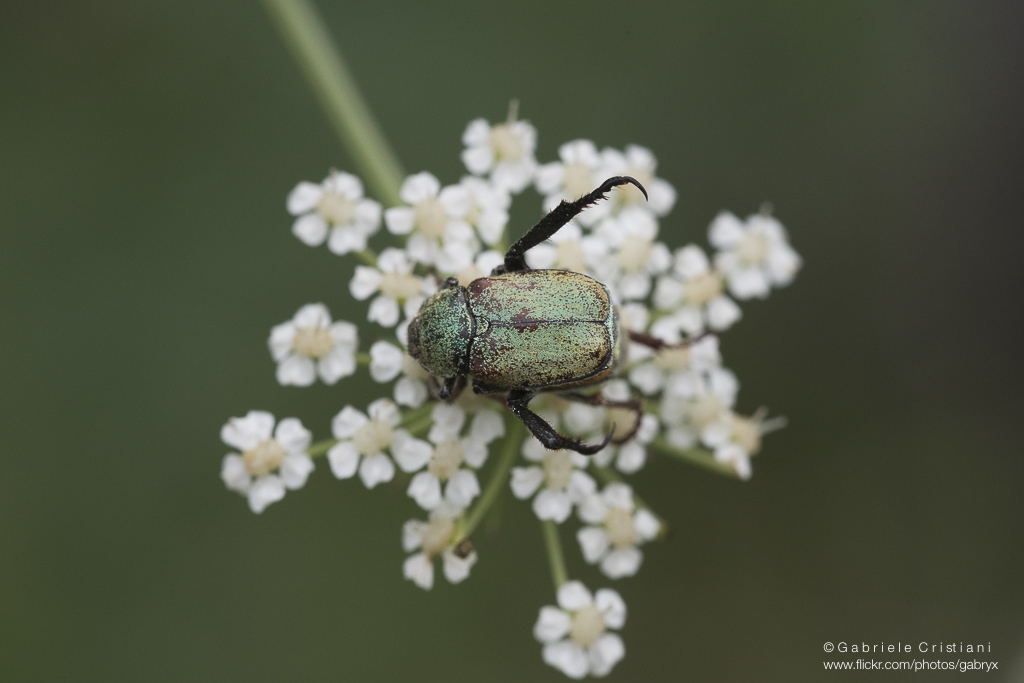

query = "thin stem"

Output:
[[308, 438, 337, 458], [589, 463, 670, 539], [649, 437, 738, 478], [453, 414, 524, 543], [541, 520, 568, 591], [262, 0, 405, 207]]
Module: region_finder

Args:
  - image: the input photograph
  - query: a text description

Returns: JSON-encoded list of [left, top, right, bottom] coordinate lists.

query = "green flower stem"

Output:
[[262, 0, 405, 207], [589, 463, 670, 540], [453, 413, 524, 544], [308, 438, 337, 458], [649, 437, 738, 478], [541, 519, 568, 591], [355, 352, 372, 365], [356, 249, 377, 267]]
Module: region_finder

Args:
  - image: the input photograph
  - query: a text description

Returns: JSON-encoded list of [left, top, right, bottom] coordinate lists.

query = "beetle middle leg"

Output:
[[497, 176, 649, 274], [433, 375, 466, 402], [558, 391, 644, 445], [506, 389, 615, 455], [628, 330, 714, 350]]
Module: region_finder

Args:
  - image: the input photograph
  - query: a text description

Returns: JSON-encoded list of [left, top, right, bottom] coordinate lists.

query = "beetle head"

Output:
[[406, 287, 473, 380]]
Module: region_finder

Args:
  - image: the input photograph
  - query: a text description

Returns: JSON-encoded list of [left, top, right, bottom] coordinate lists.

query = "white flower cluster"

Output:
[[218, 108, 801, 678]]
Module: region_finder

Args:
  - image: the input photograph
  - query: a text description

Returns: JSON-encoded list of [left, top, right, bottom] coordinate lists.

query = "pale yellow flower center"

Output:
[[421, 516, 455, 557], [737, 231, 770, 266], [242, 439, 286, 477], [414, 196, 448, 237], [457, 264, 485, 287], [378, 271, 421, 300], [607, 408, 638, 439], [556, 240, 586, 272], [655, 346, 691, 371], [543, 450, 573, 490], [617, 235, 652, 272], [353, 419, 393, 455], [563, 161, 595, 198], [605, 507, 637, 549], [489, 124, 523, 161], [316, 192, 356, 225], [732, 415, 762, 455], [463, 200, 481, 227], [428, 439, 465, 481], [569, 605, 606, 647], [689, 394, 726, 432], [685, 271, 724, 306], [402, 352, 431, 381], [456, 389, 489, 413], [292, 326, 333, 358]]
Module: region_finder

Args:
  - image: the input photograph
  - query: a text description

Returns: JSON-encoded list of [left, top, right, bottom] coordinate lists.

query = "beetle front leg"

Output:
[[506, 390, 615, 455], [500, 176, 648, 273]]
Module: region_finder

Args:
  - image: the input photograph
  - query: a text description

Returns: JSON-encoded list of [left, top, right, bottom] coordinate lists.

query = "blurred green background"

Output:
[[2, 1, 1023, 680]]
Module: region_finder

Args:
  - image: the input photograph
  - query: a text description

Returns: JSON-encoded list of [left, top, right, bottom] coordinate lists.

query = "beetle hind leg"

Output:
[[506, 390, 614, 455], [500, 176, 648, 274]]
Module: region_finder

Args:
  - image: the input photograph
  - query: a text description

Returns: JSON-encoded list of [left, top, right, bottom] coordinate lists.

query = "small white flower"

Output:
[[535, 139, 608, 227], [524, 222, 608, 274], [394, 351, 432, 408], [384, 172, 481, 272], [652, 244, 742, 337], [220, 411, 313, 513], [451, 176, 511, 246], [286, 171, 382, 255], [591, 412, 659, 475], [268, 303, 358, 386], [452, 249, 505, 288], [701, 408, 787, 480], [406, 406, 505, 510], [327, 399, 411, 489], [534, 581, 627, 678], [350, 248, 428, 328], [600, 144, 676, 216], [591, 212, 670, 301], [659, 367, 739, 450], [577, 483, 660, 579], [402, 500, 476, 590], [627, 335, 722, 397], [511, 439, 597, 523], [710, 211, 802, 300], [368, 340, 405, 384], [461, 115, 538, 193]]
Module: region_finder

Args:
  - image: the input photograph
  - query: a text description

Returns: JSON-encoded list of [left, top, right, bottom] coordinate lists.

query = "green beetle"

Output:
[[407, 176, 649, 454]]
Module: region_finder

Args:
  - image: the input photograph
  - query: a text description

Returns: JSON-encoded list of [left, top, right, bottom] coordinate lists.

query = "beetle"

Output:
[[407, 176, 660, 454]]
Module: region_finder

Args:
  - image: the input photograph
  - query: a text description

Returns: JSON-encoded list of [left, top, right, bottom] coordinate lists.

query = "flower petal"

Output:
[[577, 526, 610, 564], [533, 606, 571, 644], [588, 633, 625, 677], [557, 580, 593, 611], [247, 475, 285, 513], [326, 441, 359, 479], [402, 552, 434, 590], [407, 471, 443, 510], [279, 453, 314, 490], [221, 411, 275, 451], [595, 588, 627, 629], [510, 467, 544, 499], [359, 453, 395, 489]]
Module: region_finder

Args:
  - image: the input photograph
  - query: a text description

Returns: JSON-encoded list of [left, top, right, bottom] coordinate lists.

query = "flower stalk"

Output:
[[541, 519, 568, 590], [453, 412, 525, 543], [262, 0, 404, 207]]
